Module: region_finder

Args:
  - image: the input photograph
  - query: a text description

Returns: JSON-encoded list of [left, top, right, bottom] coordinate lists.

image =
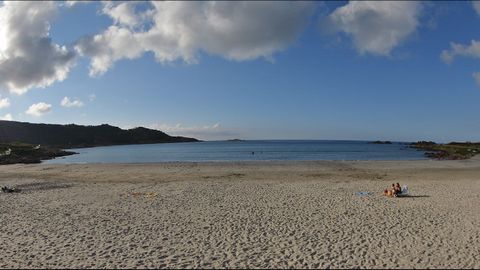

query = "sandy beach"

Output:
[[0, 159, 479, 269]]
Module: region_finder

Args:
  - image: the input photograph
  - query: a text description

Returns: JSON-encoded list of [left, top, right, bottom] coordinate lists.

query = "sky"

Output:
[[1, 1, 480, 142]]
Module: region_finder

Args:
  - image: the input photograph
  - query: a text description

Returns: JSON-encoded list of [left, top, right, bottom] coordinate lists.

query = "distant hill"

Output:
[[370, 140, 392, 144], [0, 121, 199, 148], [226, 139, 244, 142]]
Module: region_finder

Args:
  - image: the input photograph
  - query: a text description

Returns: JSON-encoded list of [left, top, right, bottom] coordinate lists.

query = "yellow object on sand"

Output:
[[144, 192, 157, 198]]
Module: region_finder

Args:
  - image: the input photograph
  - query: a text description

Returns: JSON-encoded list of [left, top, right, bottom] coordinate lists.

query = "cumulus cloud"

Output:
[[440, 4, 480, 87], [322, 1, 423, 56], [0, 96, 10, 109], [0, 1, 76, 94], [101, 2, 146, 29], [26, 102, 52, 116], [0, 2, 315, 88], [75, 1, 315, 76], [441, 40, 480, 87], [0, 113, 12, 121], [441, 40, 480, 64], [473, 1, 480, 15], [75, 25, 144, 76], [61, 96, 84, 107]]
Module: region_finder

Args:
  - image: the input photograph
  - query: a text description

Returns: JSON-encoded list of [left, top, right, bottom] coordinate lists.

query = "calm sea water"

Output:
[[44, 140, 427, 164]]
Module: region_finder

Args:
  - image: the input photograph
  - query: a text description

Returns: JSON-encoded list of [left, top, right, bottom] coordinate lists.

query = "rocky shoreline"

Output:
[[410, 141, 480, 160], [0, 143, 76, 165]]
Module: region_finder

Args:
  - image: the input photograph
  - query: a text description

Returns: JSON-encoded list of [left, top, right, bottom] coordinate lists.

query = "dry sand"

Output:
[[0, 159, 479, 268]]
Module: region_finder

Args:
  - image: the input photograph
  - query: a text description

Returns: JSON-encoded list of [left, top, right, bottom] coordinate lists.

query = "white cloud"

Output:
[[61, 96, 84, 107], [101, 2, 144, 29], [0, 2, 316, 90], [441, 40, 480, 87], [0, 113, 12, 121], [75, 25, 144, 76], [75, 1, 315, 76], [0, 96, 10, 109], [322, 1, 423, 56], [473, 72, 480, 87], [440, 3, 480, 87], [26, 102, 52, 116], [149, 122, 237, 140], [150, 123, 221, 134], [63, 1, 93, 8], [0, 1, 76, 94], [473, 1, 480, 15], [441, 40, 480, 64]]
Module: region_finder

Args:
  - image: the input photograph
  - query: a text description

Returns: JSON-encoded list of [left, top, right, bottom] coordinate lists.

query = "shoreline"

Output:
[[41, 158, 430, 166]]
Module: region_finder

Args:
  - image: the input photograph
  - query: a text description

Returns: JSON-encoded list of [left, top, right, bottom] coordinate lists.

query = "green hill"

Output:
[[0, 120, 199, 149]]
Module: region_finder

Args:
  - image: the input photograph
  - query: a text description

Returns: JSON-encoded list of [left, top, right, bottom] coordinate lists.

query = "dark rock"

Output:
[[1, 186, 20, 193], [370, 140, 392, 144]]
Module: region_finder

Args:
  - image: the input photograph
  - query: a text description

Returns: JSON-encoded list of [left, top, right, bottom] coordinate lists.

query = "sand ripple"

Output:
[[0, 161, 479, 268]]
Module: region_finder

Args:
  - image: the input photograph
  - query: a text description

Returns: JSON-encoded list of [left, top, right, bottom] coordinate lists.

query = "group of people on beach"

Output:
[[384, 182, 402, 197]]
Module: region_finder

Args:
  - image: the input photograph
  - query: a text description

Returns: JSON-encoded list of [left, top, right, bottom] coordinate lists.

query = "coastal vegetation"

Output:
[[411, 141, 480, 160], [0, 120, 199, 149], [0, 142, 76, 164]]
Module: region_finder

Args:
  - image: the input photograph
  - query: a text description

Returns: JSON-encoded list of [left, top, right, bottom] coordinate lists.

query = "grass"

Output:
[[411, 141, 480, 160]]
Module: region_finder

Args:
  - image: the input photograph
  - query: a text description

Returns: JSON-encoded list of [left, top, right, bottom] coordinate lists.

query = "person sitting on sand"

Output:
[[395, 183, 402, 195], [391, 183, 397, 197], [384, 186, 393, 197], [384, 183, 398, 197]]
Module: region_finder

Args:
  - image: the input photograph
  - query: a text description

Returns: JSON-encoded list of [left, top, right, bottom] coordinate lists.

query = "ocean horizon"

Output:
[[44, 140, 427, 164]]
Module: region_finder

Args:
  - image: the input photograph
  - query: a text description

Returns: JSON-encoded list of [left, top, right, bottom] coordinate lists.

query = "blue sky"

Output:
[[1, 1, 480, 142]]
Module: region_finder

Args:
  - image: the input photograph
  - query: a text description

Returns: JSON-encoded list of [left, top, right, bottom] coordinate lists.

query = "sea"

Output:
[[44, 140, 427, 164]]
